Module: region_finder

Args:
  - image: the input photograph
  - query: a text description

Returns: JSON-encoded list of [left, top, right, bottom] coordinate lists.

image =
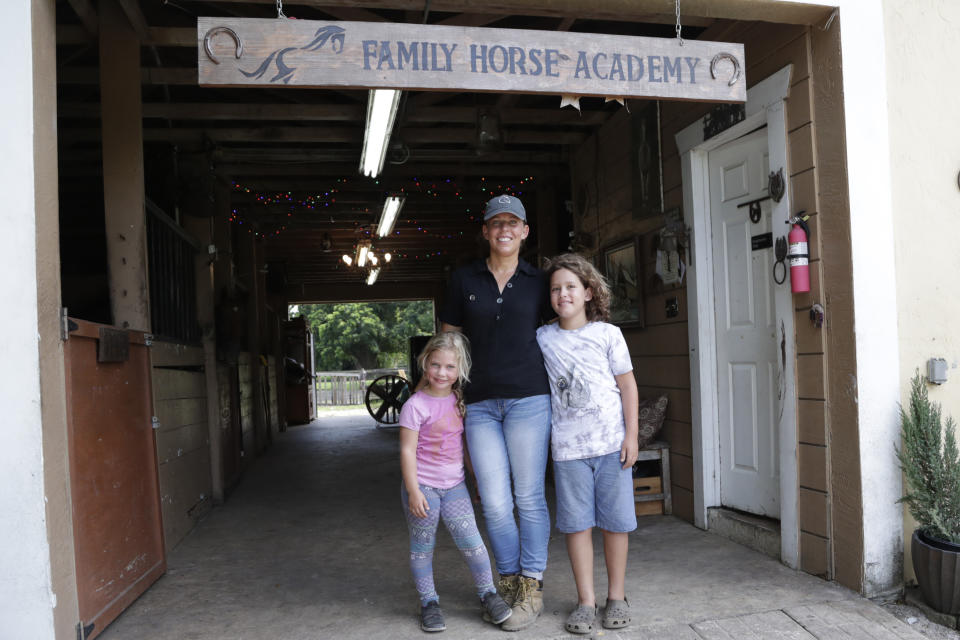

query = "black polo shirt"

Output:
[[440, 258, 552, 404]]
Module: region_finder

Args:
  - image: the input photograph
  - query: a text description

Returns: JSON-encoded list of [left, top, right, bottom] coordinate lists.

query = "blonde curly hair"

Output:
[[543, 253, 611, 322], [416, 331, 472, 417]]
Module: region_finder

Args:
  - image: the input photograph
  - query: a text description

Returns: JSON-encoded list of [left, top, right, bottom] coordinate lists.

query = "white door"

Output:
[[708, 127, 780, 518]]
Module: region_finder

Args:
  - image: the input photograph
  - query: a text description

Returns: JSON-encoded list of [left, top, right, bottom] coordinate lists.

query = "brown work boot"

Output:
[[482, 573, 519, 622], [501, 576, 543, 632]]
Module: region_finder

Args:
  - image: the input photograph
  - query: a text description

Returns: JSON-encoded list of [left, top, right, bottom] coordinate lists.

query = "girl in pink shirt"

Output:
[[399, 331, 512, 632]]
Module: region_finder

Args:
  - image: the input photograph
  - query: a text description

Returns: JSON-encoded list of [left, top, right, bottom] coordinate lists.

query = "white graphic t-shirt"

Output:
[[536, 321, 633, 462]]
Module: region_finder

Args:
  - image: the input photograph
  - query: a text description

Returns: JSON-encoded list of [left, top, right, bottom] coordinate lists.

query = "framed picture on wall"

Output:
[[601, 237, 644, 328], [632, 100, 663, 220]]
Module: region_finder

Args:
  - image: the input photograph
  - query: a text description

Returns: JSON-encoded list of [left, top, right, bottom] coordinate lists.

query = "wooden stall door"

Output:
[[64, 319, 166, 639]]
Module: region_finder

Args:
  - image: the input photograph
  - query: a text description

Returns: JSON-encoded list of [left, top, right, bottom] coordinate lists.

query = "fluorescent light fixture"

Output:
[[342, 254, 353, 266], [370, 254, 378, 266], [357, 244, 369, 267], [359, 89, 401, 178], [366, 268, 380, 285], [377, 195, 405, 237]]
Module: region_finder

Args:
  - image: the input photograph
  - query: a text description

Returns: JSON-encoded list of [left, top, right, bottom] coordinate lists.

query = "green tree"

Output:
[[298, 300, 435, 371]]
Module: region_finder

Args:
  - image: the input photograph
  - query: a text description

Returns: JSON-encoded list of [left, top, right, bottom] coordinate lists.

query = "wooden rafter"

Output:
[[66, 0, 98, 36], [116, 0, 151, 42], [60, 102, 609, 126]]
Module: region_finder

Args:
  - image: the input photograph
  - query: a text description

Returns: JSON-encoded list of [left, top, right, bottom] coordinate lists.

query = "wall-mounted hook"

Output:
[[810, 303, 824, 328]]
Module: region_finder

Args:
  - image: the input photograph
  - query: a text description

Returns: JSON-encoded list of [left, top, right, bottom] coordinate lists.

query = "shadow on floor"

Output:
[[100, 411, 912, 640]]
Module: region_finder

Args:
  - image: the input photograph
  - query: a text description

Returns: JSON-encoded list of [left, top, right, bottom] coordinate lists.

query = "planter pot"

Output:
[[912, 529, 960, 615]]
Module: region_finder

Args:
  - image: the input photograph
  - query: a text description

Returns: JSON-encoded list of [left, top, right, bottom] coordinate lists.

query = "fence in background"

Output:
[[314, 368, 405, 406]]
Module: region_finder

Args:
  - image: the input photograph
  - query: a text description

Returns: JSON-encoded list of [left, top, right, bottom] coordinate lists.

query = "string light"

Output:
[[226, 176, 536, 259]]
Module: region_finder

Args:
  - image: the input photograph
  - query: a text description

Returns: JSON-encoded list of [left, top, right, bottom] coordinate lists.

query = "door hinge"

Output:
[[144, 333, 154, 346], [60, 307, 77, 341], [152, 416, 161, 430], [76, 620, 95, 640]]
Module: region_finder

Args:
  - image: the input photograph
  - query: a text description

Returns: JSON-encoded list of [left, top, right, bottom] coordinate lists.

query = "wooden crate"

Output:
[[634, 476, 664, 516]]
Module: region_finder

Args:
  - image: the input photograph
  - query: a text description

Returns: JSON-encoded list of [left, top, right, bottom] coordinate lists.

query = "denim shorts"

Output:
[[553, 450, 638, 534]]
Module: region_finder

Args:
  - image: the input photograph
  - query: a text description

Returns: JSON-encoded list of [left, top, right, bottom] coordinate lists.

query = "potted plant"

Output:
[[896, 372, 960, 614]]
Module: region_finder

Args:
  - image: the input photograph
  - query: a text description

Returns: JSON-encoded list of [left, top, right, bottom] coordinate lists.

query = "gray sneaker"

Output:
[[481, 591, 513, 625], [482, 574, 519, 622], [420, 600, 446, 632]]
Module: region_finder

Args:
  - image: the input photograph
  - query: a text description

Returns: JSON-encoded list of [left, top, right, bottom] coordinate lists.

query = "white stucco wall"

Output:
[[816, 0, 904, 597], [0, 1, 57, 637], [883, 0, 960, 584]]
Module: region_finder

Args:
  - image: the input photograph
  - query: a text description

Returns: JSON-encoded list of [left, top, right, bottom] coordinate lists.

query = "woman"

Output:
[[439, 194, 552, 632]]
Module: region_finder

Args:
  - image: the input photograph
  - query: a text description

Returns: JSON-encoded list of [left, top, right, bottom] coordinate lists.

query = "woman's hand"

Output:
[[408, 488, 430, 519]]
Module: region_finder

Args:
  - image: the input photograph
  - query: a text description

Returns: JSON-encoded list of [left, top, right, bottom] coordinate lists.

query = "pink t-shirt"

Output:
[[398, 391, 465, 489]]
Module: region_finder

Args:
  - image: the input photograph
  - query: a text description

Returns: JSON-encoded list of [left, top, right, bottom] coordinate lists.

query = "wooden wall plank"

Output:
[[155, 397, 206, 430], [811, 16, 861, 591], [800, 531, 829, 577], [799, 487, 829, 538], [634, 355, 690, 389], [795, 308, 825, 354], [672, 486, 695, 522], [663, 184, 683, 211], [790, 168, 819, 218], [645, 289, 688, 327], [741, 22, 808, 72], [625, 322, 689, 356], [157, 447, 213, 553], [152, 369, 206, 401], [798, 398, 827, 446], [155, 422, 209, 464], [660, 419, 693, 457], [662, 154, 682, 192], [788, 122, 815, 174], [799, 443, 827, 492], [787, 77, 812, 132], [150, 342, 204, 368], [746, 33, 811, 89], [797, 354, 826, 399], [671, 452, 694, 492]]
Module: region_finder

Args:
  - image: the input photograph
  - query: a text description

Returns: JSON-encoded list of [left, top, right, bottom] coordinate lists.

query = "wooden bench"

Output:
[[634, 440, 672, 515]]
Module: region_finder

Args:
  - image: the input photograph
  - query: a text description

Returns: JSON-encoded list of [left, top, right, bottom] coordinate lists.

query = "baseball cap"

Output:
[[483, 194, 527, 223]]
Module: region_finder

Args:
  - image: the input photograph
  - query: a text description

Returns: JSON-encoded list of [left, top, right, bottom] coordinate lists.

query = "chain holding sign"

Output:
[[198, 18, 746, 103]]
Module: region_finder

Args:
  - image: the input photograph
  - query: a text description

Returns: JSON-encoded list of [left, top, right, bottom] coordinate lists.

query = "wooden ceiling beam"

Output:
[[60, 102, 607, 126], [214, 147, 562, 164], [122, 125, 583, 145], [285, 281, 444, 303], [218, 161, 564, 176], [116, 0, 151, 42], [320, 7, 388, 21], [433, 13, 508, 27], [66, 0, 98, 37], [61, 102, 366, 121], [59, 67, 196, 85], [179, 0, 742, 25]]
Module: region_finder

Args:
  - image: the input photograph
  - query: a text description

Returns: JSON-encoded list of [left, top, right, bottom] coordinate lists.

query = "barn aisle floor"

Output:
[[99, 410, 921, 640]]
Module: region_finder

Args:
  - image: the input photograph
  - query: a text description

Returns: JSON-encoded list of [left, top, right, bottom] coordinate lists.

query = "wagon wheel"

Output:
[[365, 374, 411, 425]]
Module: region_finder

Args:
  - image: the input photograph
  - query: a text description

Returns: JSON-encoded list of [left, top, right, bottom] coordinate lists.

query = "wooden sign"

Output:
[[198, 18, 745, 103]]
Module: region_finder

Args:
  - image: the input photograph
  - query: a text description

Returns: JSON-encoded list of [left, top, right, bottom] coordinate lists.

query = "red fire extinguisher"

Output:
[[787, 212, 811, 293]]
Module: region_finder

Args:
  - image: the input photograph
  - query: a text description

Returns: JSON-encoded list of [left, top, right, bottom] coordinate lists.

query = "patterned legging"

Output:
[[401, 481, 495, 606]]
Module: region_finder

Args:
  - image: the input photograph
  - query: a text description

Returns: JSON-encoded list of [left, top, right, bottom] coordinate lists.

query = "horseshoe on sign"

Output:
[[710, 52, 742, 87], [203, 26, 243, 65]]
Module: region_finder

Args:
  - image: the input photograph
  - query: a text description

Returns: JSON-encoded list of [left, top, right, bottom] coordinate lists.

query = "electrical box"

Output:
[[928, 358, 948, 385]]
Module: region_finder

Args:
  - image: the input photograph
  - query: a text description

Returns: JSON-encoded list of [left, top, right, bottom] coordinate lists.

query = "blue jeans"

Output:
[[464, 394, 551, 580]]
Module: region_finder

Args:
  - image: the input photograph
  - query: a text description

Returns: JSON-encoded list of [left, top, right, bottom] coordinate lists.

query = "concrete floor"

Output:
[[100, 411, 923, 640]]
